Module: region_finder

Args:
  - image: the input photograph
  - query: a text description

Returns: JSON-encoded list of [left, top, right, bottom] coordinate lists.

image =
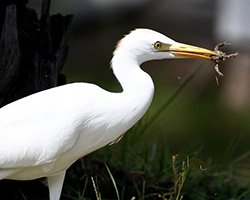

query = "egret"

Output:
[[0, 29, 218, 199]]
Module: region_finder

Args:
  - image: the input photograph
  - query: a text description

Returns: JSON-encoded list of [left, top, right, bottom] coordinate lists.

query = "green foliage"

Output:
[[62, 136, 250, 200]]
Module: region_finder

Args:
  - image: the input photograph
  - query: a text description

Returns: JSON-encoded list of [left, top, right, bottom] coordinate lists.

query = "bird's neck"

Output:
[[111, 51, 155, 119], [111, 50, 154, 94]]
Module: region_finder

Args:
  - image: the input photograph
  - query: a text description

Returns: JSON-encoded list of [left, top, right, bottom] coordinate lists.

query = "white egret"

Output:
[[0, 29, 218, 199]]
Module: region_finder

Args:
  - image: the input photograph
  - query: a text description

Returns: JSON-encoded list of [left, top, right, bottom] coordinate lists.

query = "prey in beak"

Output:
[[155, 40, 239, 84]]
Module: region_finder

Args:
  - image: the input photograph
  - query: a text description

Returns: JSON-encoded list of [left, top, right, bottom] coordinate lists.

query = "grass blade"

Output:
[[105, 163, 120, 200], [91, 176, 101, 200]]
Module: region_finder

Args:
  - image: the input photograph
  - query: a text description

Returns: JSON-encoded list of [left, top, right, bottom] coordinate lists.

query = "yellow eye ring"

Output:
[[154, 41, 162, 49]]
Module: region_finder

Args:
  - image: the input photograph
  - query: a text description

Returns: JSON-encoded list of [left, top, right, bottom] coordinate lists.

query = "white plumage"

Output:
[[0, 29, 218, 199]]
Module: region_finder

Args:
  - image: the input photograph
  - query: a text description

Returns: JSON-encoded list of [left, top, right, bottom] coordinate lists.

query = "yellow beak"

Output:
[[168, 42, 219, 60]]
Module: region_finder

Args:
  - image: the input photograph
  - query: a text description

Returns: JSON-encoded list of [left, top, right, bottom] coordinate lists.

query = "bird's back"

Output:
[[0, 83, 105, 170]]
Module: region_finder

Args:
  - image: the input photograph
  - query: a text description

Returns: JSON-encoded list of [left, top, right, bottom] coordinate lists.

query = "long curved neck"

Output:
[[111, 49, 155, 120], [111, 49, 154, 94]]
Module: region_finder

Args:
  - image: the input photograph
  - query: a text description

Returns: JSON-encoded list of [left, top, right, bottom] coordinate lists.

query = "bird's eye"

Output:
[[154, 41, 162, 49]]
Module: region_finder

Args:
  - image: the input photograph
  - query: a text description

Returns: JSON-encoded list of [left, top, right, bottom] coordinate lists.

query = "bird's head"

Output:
[[114, 29, 219, 65]]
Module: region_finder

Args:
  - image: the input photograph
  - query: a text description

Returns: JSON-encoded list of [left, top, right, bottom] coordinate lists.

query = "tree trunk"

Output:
[[0, 0, 73, 107]]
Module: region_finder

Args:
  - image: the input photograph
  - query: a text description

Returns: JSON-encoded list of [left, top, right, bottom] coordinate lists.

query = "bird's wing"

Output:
[[0, 83, 95, 168]]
